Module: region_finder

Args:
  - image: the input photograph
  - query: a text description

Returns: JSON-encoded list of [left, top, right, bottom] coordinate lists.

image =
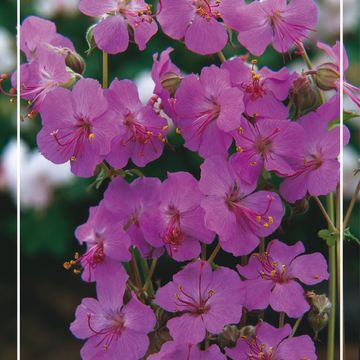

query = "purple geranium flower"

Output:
[[70, 202, 131, 282], [226, 322, 317, 360], [317, 41, 360, 107], [222, 57, 295, 119], [149, 341, 226, 360], [105, 79, 168, 168], [152, 47, 182, 121], [157, 0, 240, 55], [103, 176, 163, 259], [231, 117, 305, 184], [37, 78, 117, 177], [79, 0, 157, 54], [18, 46, 71, 115], [142, 172, 214, 261], [175, 65, 244, 158], [155, 260, 244, 344], [199, 156, 283, 256], [20, 16, 74, 61], [227, 0, 318, 55], [280, 96, 350, 203], [237, 239, 329, 318], [70, 268, 156, 360]]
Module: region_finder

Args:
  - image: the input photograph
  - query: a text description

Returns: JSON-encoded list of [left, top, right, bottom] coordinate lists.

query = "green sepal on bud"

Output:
[[65, 50, 86, 75], [314, 62, 340, 91], [217, 325, 240, 348], [85, 24, 97, 56], [306, 291, 331, 340], [289, 73, 321, 119], [161, 72, 182, 97]]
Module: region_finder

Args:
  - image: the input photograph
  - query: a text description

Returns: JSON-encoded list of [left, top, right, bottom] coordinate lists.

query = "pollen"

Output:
[[251, 59, 258, 65], [238, 127, 244, 134], [313, 274, 321, 279], [73, 269, 81, 275], [268, 216, 273, 224], [250, 161, 257, 167], [88, 133, 94, 140], [146, 130, 153, 136], [236, 146, 243, 153], [162, 125, 169, 131], [263, 222, 269, 228], [70, 156, 76, 161], [256, 215, 262, 223], [63, 261, 72, 270]]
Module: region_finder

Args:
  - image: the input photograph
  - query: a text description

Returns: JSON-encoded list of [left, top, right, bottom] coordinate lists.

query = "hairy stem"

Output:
[[102, 51, 109, 88], [207, 243, 221, 264], [326, 193, 336, 360]]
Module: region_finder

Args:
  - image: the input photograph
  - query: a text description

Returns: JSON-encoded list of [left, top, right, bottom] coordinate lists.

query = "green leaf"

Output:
[[318, 229, 337, 246], [344, 228, 360, 246]]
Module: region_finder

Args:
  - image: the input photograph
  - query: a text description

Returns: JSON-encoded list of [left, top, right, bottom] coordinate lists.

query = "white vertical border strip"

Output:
[[17, 0, 20, 358], [339, 0, 344, 356]]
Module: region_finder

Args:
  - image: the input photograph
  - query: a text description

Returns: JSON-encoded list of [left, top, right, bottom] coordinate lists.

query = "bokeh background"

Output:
[[0, 0, 358, 358]]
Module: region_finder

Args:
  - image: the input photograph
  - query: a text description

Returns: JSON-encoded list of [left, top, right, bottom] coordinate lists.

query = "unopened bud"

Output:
[[217, 325, 240, 348], [290, 73, 321, 118], [306, 291, 331, 340], [239, 325, 256, 339], [63, 69, 78, 89], [292, 198, 309, 216], [65, 50, 86, 75], [161, 72, 182, 97], [314, 62, 340, 91]]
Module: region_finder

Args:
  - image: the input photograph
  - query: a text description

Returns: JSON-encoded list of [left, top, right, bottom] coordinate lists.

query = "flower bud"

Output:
[[292, 198, 309, 216], [289, 73, 321, 118], [161, 72, 182, 97], [306, 291, 331, 340], [62, 69, 78, 89], [65, 50, 86, 75], [217, 325, 240, 348], [239, 325, 256, 339], [315, 62, 340, 91]]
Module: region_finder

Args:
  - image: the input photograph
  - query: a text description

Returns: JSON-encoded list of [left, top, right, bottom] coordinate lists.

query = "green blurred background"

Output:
[[0, 0, 358, 358]]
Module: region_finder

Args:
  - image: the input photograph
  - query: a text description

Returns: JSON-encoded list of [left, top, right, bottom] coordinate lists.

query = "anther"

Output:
[[70, 156, 76, 161], [263, 223, 269, 228], [238, 127, 244, 134], [268, 216, 273, 224], [250, 161, 257, 167], [162, 125, 169, 131], [236, 146, 243, 153], [256, 215, 262, 223], [88, 133, 94, 140], [175, 127, 181, 134]]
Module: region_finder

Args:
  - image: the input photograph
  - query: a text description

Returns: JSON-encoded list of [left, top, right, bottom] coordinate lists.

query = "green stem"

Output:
[[343, 181, 360, 229], [291, 316, 303, 337], [216, 51, 226, 63], [143, 259, 157, 295], [279, 312, 285, 328], [313, 196, 337, 233], [207, 243, 221, 264], [326, 193, 336, 360], [201, 244, 207, 260], [130, 248, 142, 290], [102, 51, 108, 88]]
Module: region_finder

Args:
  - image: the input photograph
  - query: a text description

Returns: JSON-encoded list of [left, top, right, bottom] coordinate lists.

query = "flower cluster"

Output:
[[13, 0, 360, 357]]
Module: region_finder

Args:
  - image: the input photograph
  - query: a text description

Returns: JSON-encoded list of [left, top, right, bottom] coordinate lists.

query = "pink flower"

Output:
[[317, 41, 360, 107], [18, 46, 71, 115], [37, 78, 117, 177], [227, 0, 318, 55], [199, 156, 283, 256], [20, 16, 74, 62], [231, 117, 305, 184], [222, 57, 295, 119], [237, 239, 329, 318], [226, 322, 316, 360], [142, 172, 214, 261], [280, 95, 350, 203], [157, 0, 241, 55], [70, 268, 156, 359], [79, 0, 157, 54], [105, 79, 168, 168], [149, 341, 226, 360], [103, 176, 164, 259], [69, 202, 131, 282], [175, 65, 244, 158], [155, 260, 244, 344], [151, 47, 181, 121]]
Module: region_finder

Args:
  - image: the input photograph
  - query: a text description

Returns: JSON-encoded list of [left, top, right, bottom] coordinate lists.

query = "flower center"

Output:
[[253, 251, 289, 284], [241, 335, 274, 360], [194, 0, 221, 21], [87, 311, 125, 351], [163, 206, 183, 252]]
